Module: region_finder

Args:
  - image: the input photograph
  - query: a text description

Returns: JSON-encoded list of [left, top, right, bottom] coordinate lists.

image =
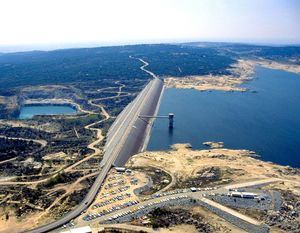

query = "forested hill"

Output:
[[0, 44, 235, 89], [0, 47, 148, 88], [184, 42, 300, 63]]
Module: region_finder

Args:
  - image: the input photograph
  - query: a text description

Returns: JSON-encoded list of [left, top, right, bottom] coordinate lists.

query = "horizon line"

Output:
[[1, 39, 300, 53]]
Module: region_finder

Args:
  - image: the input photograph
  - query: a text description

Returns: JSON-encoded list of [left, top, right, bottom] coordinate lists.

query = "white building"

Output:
[[228, 191, 258, 199]]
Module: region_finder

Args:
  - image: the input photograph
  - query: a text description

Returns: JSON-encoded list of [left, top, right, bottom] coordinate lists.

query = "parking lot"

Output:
[[82, 185, 219, 224], [76, 168, 148, 225], [67, 170, 279, 233]]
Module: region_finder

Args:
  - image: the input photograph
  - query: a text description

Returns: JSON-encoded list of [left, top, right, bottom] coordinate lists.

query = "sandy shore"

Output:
[[253, 59, 300, 74], [164, 59, 300, 92], [164, 60, 255, 92]]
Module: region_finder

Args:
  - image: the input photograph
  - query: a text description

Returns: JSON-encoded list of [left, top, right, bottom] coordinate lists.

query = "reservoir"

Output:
[[18, 105, 77, 119], [148, 67, 300, 168]]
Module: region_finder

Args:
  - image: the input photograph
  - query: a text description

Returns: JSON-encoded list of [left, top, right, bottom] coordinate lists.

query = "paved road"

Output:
[[88, 189, 260, 226], [101, 58, 164, 166], [80, 179, 279, 231], [27, 59, 164, 233], [200, 197, 260, 225]]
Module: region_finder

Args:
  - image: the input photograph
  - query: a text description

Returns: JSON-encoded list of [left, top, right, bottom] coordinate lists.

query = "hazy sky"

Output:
[[0, 0, 299, 47]]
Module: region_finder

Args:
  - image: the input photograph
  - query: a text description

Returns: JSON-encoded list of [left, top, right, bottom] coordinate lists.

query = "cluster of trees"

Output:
[[0, 138, 40, 161], [0, 126, 51, 139], [0, 44, 238, 89], [0, 47, 148, 88], [56, 114, 103, 131], [96, 94, 136, 116], [131, 44, 235, 77], [85, 91, 117, 99], [0, 103, 20, 119], [2, 186, 52, 217], [254, 46, 300, 63], [1, 43, 299, 90], [203, 42, 300, 63], [39, 171, 81, 188], [0, 114, 96, 161], [0, 160, 40, 176], [148, 207, 211, 232]]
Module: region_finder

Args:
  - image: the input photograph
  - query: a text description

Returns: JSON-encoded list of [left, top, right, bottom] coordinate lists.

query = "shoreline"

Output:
[[164, 59, 300, 92], [164, 60, 255, 92], [252, 59, 300, 75], [22, 99, 78, 111], [17, 101, 78, 119], [128, 142, 300, 186]]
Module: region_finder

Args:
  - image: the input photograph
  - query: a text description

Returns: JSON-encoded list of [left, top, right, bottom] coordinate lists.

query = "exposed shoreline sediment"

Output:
[[164, 59, 300, 92]]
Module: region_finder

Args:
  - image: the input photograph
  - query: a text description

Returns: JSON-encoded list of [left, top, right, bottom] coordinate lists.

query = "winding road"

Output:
[[102, 57, 164, 166], [27, 58, 164, 233], [0, 135, 47, 147]]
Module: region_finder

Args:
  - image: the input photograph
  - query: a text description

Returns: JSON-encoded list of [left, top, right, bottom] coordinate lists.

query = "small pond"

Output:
[[18, 105, 77, 119]]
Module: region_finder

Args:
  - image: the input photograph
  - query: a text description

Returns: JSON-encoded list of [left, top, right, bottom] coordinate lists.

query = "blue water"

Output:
[[148, 67, 300, 168], [18, 105, 77, 119]]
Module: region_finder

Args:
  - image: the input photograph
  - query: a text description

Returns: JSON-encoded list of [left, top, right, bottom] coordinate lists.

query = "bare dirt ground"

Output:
[[164, 60, 255, 92], [0, 82, 132, 232], [126, 143, 300, 195], [253, 59, 300, 74], [94, 223, 198, 233], [125, 143, 299, 232], [164, 59, 300, 92], [0, 210, 39, 233], [191, 206, 245, 233], [0, 119, 60, 133], [158, 224, 199, 233]]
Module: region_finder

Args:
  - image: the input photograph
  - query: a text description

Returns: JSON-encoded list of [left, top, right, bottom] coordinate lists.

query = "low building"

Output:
[[228, 191, 258, 199], [230, 191, 243, 198]]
